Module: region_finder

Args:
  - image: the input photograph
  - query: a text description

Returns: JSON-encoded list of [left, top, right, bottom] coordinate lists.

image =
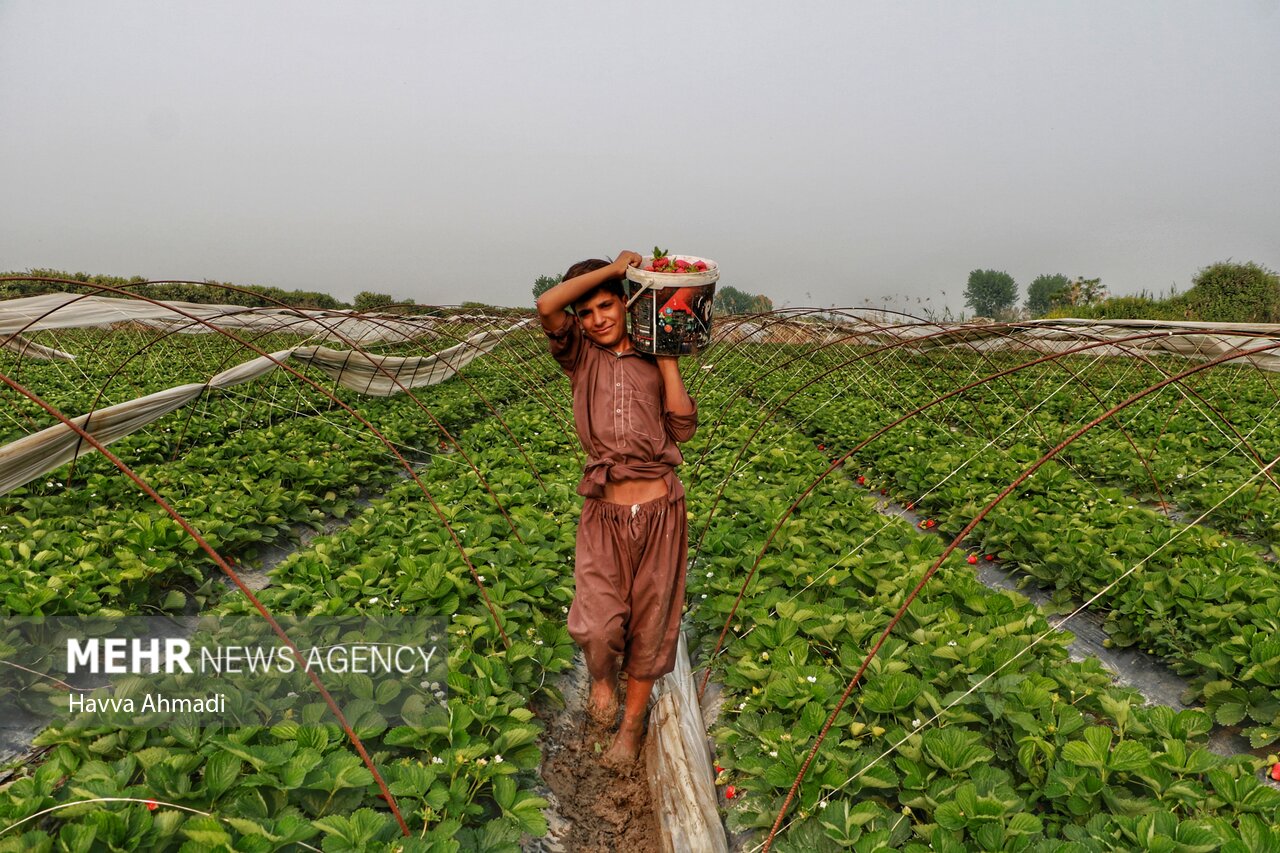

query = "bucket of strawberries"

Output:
[[624, 247, 719, 356]]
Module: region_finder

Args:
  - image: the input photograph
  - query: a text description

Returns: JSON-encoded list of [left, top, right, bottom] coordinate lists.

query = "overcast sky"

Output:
[[2, 1, 1277, 314]]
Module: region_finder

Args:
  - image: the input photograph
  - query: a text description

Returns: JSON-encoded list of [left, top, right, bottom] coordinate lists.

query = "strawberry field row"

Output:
[[843, 346, 1280, 549], [681, 350, 1279, 851], [0, 336, 560, 619], [713, 342, 1280, 750], [1, 329, 323, 446], [0, 336, 583, 852]]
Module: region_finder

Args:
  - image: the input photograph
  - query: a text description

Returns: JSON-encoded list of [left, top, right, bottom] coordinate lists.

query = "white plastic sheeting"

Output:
[[11, 294, 1280, 496], [0, 300, 531, 494], [0, 351, 290, 494], [711, 314, 1280, 370], [906, 318, 1280, 371], [0, 293, 441, 346], [1, 334, 75, 360]]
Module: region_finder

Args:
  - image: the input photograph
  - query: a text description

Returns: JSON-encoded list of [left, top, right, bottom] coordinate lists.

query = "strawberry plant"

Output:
[[8, 319, 1280, 851]]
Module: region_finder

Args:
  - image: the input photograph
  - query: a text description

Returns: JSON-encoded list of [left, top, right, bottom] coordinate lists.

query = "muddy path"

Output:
[[527, 654, 662, 853]]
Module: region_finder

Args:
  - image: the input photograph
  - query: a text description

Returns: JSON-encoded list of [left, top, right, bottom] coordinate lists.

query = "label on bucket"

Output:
[[629, 283, 715, 356]]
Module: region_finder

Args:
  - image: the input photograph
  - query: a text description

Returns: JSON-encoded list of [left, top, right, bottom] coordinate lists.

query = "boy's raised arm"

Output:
[[536, 250, 643, 332], [656, 357, 694, 416]]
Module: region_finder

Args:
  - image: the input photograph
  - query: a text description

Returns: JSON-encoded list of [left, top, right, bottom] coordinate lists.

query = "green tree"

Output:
[[1049, 277, 1106, 311], [1183, 261, 1280, 323], [532, 274, 561, 301], [1025, 273, 1069, 317], [353, 291, 396, 313], [714, 285, 772, 315], [964, 269, 1018, 318]]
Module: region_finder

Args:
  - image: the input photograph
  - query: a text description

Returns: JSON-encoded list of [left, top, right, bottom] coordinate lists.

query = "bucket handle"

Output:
[[625, 281, 651, 309]]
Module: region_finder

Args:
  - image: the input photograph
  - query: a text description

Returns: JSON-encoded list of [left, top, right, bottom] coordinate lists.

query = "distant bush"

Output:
[[353, 290, 397, 312], [1044, 261, 1279, 324], [1044, 293, 1189, 321], [1182, 260, 1280, 323], [714, 285, 774, 314]]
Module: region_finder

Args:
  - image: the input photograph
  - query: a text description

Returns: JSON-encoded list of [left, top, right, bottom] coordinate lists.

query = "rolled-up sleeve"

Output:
[[663, 398, 698, 443], [544, 312, 582, 375]]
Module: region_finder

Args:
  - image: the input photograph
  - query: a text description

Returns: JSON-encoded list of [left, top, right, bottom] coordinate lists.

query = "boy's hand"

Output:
[[613, 251, 643, 274]]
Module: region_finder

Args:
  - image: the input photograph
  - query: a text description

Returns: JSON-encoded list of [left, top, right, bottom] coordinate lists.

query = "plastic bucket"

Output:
[[624, 256, 719, 356]]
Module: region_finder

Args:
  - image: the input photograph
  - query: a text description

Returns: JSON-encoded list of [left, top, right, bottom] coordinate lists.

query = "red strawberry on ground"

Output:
[[967, 554, 978, 564], [985, 554, 995, 561], [1271, 762, 1280, 781], [725, 785, 737, 799]]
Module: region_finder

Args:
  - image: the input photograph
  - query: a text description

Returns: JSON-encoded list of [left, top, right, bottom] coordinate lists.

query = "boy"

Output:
[[536, 250, 697, 765]]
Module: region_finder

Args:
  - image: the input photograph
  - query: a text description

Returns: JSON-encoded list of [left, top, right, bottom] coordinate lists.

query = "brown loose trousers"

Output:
[[545, 313, 697, 680]]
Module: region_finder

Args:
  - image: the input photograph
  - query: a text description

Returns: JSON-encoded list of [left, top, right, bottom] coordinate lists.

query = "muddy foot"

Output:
[[586, 678, 619, 729], [601, 721, 644, 769]]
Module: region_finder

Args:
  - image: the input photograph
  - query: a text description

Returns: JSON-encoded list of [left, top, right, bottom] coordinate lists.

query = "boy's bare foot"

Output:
[[601, 717, 644, 768], [586, 677, 619, 728], [601, 673, 656, 767]]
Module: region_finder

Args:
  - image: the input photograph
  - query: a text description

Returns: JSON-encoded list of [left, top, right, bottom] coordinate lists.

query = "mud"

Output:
[[527, 653, 661, 853]]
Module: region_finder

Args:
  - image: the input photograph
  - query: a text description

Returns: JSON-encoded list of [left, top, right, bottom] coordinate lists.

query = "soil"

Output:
[[527, 655, 661, 853]]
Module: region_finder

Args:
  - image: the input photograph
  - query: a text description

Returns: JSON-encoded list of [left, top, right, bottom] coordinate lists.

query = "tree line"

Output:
[[1, 269, 344, 310], [964, 261, 1280, 323], [0, 270, 522, 317]]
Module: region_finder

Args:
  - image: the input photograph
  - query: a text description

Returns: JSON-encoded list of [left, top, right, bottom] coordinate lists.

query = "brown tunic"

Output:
[[545, 312, 697, 500], [545, 313, 697, 679]]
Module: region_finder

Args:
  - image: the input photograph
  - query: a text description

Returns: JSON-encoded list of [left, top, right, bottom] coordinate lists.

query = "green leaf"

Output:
[[1108, 740, 1151, 773], [180, 816, 233, 847], [862, 672, 923, 714], [508, 793, 550, 837], [1007, 812, 1043, 837], [921, 728, 994, 774], [329, 753, 374, 791], [203, 751, 242, 799], [1216, 702, 1248, 726], [1245, 725, 1280, 749], [55, 823, 96, 853]]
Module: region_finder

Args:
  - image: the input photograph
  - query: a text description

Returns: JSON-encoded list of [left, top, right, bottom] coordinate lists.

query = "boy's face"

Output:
[[576, 289, 628, 349]]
